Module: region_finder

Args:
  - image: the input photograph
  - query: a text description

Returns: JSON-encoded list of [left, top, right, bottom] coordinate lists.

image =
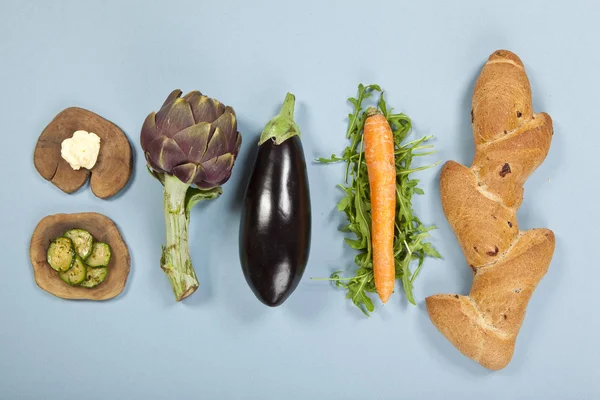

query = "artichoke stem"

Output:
[[161, 174, 198, 301]]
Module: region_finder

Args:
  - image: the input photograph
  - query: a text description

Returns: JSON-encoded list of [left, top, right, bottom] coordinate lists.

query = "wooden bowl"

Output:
[[33, 107, 133, 198], [30, 212, 130, 300]]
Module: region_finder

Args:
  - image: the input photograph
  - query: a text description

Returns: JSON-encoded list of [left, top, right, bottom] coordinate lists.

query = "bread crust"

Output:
[[427, 50, 555, 370]]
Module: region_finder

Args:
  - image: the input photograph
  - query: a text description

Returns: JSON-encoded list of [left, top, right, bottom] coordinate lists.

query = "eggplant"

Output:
[[239, 93, 311, 306]]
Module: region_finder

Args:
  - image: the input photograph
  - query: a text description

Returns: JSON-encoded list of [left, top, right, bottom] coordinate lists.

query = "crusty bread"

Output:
[[426, 50, 555, 370]]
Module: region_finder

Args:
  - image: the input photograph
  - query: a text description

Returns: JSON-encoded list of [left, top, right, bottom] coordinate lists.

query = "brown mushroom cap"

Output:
[[34, 107, 132, 199], [29, 212, 130, 300]]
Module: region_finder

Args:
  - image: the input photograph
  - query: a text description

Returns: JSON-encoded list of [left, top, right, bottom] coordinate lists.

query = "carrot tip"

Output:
[[378, 288, 393, 304]]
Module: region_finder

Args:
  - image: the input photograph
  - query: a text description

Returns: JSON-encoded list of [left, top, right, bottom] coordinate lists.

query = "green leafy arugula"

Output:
[[317, 84, 442, 316]]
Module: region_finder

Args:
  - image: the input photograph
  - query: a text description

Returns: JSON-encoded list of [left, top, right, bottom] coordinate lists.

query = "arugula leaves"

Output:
[[318, 84, 442, 316]]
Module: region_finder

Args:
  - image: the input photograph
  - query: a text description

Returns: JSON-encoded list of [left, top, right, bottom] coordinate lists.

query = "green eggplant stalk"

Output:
[[141, 89, 242, 301]]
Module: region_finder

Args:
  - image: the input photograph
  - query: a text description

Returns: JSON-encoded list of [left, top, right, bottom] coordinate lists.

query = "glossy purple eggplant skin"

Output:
[[239, 136, 311, 306]]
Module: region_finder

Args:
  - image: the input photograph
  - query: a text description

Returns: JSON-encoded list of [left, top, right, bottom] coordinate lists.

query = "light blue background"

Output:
[[1, 0, 598, 398]]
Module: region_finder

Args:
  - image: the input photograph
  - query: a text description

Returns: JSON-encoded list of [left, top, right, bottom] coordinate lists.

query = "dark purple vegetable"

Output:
[[239, 93, 311, 306]]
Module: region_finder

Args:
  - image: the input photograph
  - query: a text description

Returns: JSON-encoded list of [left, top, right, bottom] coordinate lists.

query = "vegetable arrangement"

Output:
[[47, 228, 112, 288], [32, 86, 440, 312], [26, 47, 558, 372], [318, 84, 441, 315], [240, 93, 311, 306], [141, 90, 242, 302]]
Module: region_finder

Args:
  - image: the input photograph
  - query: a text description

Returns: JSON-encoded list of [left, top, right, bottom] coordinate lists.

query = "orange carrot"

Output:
[[363, 108, 396, 303]]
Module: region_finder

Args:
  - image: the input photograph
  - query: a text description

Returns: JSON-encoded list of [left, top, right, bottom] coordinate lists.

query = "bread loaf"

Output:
[[426, 50, 555, 370]]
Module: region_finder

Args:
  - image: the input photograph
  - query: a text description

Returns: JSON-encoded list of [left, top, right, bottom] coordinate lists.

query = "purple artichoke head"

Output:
[[141, 89, 242, 189]]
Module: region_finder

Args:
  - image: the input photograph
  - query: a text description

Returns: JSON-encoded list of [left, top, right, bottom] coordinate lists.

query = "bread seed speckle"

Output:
[[500, 163, 512, 177], [487, 246, 499, 257]]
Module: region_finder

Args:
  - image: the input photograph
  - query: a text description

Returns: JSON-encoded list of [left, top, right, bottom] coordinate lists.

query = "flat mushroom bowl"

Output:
[[33, 107, 132, 198], [30, 212, 130, 300]]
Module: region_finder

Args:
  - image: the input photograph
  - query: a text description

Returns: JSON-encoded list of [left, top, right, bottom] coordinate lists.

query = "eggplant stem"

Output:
[[279, 92, 296, 120], [258, 93, 302, 145], [161, 174, 198, 301]]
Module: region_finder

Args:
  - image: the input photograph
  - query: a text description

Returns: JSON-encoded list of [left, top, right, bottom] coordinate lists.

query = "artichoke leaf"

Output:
[[211, 112, 238, 150], [172, 163, 198, 185], [140, 112, 158, 151], [172, 122, 211, 163], [147, 136, 188, 172], [195, 154, 235, 187], [187, 92, 225, 124], [146, 165, 165, 185], [161, 89, 183, 109], [185, 186, 222, 217], [155, 96, 195, 139]]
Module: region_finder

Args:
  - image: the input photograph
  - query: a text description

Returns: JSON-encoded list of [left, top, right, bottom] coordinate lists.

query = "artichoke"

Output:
[[141, 89, 241, 301]]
